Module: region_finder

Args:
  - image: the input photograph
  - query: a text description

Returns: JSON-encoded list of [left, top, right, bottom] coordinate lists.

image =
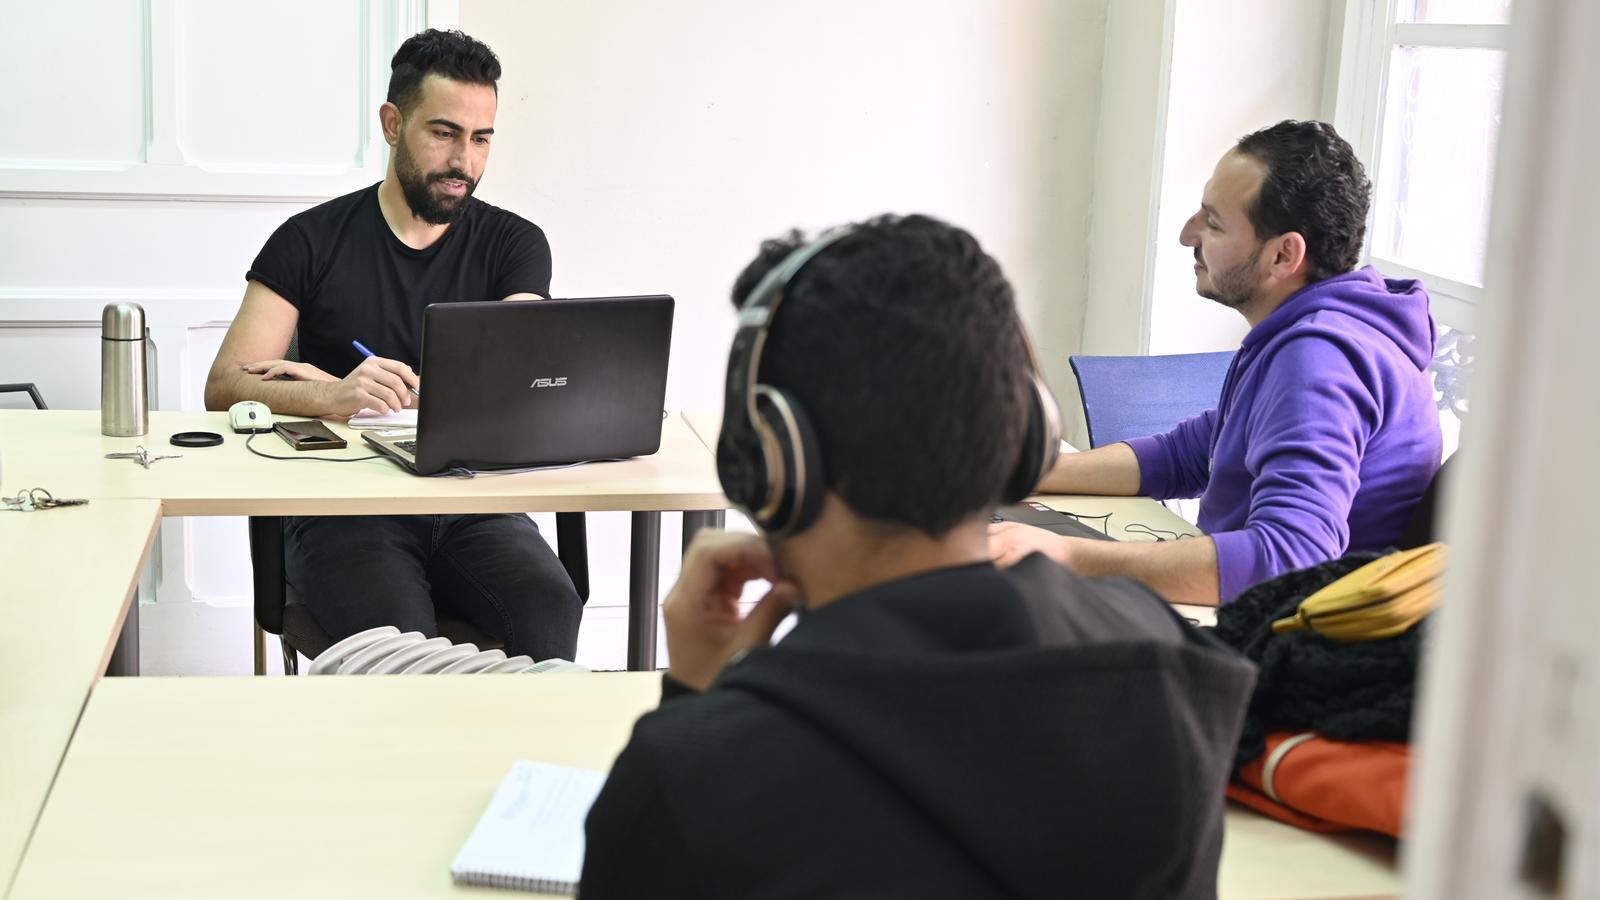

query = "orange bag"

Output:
[[1226, 732, 1409, 838]]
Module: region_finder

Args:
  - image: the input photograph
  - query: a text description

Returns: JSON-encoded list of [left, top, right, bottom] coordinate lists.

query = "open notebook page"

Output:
[[450, 760, 609, 894], [347, 408, 418, 429]]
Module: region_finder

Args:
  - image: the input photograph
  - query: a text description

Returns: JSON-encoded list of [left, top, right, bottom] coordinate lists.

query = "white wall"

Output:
[[460, 0, 1110, 419], [1145, 0, 1333, 356]]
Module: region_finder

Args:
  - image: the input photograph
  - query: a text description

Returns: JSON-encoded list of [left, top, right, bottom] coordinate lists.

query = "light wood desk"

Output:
[[10, 674, 1397, 899], [11, 675, 659, 899], [0, 409, 730, 671], [0, 499, 160, 891], [0, 410, 724, 518]]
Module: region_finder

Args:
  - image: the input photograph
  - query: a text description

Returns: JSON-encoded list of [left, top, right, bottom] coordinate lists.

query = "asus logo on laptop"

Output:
[[529, 377, 568, 388]]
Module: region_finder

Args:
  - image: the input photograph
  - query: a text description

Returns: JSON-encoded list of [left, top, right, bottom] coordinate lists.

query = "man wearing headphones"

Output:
[[579, 215, 1254, 899]]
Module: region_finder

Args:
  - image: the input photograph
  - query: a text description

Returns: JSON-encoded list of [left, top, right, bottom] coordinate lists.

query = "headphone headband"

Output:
[[716, 223, 1060, 536], [727, 228, 858, 420]]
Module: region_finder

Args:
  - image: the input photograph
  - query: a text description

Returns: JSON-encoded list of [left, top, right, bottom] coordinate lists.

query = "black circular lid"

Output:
[[169, 431, 224, 448]]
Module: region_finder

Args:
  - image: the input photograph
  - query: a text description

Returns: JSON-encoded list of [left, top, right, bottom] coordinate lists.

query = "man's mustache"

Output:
[[430, 170, 475, 188]]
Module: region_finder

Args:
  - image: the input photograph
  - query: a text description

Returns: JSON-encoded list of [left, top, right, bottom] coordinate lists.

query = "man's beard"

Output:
[[1197, 243, 1264, 310], [395, 139, 477, 226]]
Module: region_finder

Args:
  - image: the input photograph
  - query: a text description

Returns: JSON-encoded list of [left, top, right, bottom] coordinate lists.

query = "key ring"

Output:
[[1, 487, 89, 511]]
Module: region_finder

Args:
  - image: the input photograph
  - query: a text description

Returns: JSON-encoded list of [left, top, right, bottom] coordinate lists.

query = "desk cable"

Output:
[[1123, 523, 1194, 542], [243, 432, 384, 463], [441, 458, 630, 479], [243, 434, 628, 478]]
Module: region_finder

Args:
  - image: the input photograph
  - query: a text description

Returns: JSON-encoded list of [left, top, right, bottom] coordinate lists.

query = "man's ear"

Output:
[[1269, 231, 1310, 281], [379, 102, 403, 148]]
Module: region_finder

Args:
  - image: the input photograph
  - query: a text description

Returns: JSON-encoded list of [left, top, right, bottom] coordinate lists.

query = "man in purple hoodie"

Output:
[[991, 120, 1442, 605]]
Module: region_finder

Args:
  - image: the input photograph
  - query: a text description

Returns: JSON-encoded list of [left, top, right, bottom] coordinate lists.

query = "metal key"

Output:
[[104, 445, 182, 469]]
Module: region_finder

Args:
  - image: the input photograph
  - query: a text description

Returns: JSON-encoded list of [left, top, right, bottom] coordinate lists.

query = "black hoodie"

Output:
[[580, 555, 1255, 899]]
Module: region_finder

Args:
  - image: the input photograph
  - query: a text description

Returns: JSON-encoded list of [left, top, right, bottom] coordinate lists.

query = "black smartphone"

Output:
[[272, 419, 348, 451]]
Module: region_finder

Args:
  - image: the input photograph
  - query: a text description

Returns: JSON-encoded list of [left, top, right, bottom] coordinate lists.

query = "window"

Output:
[[1332, 0, 1513, 329]]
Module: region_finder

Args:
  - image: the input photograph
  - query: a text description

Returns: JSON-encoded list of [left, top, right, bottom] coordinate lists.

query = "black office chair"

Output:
[[1396, 455, 1454, 551], [0, 383, 47, 409], [248, 514, 590, 675]]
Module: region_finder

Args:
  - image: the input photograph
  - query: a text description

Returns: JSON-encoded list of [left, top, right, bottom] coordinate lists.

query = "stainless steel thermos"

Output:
[[101, 302, 150, 437]]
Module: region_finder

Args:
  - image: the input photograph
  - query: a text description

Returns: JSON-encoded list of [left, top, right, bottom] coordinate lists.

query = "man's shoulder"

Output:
[[269, 184, 379, 246], [1009, 557, 1201, 648], [642, 681, 793, 736], [1253, 314, 1423, 402], [464, 195, 546, 241]]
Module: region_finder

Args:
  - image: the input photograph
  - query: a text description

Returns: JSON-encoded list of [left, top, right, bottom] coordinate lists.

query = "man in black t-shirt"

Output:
[[204, 29, 580, 662]]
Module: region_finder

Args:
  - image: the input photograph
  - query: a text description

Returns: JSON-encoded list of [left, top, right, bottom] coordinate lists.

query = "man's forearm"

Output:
[[203, 369, 335, 417], [1036, 442, 1142, 495], [1064, 535, 1221, 605]]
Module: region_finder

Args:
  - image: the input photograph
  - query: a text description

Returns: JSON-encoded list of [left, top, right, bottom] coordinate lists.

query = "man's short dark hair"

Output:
[[1235, 120, 1372, 283], [730, 214, 1032, 536], [387, 29, 501, 116]]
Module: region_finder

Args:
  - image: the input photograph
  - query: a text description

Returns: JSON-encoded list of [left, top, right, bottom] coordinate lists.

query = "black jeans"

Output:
[[284, 513, 582, 661]]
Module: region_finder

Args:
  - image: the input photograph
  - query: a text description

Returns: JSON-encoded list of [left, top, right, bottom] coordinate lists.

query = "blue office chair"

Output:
[[1068, 351, 1234, 448]]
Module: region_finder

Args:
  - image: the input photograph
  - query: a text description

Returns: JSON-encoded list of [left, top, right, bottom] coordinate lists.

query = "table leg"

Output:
[[681, 509, 726, 556], [627, 511, 662, 671], [108, 588, 139, 677]]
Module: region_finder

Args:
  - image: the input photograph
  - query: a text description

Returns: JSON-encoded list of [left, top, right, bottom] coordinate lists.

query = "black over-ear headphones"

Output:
[[716, 227, 1063, 536]]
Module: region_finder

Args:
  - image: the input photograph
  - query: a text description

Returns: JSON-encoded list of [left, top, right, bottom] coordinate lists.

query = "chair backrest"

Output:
[[1397, 454, 1454, 550], [1068, 351, 1235, 448], [0, 383, 48, 409]]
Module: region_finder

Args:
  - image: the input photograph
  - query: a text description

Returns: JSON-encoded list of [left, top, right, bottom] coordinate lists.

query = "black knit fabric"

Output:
[[1207, 552, 1427, 769], [581, 557, 1257, 900]]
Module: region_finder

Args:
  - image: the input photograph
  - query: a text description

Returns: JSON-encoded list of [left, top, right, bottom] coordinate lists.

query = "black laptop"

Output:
[[364, 295, 674, 476], [992, 501, 1117, 541]]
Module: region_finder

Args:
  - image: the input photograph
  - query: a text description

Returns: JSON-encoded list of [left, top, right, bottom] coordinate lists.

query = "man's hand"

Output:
[[988, 521, 1072, 568], [664, 530, 803, 692], [323, 356, 421, 417], [243, 359, 337, 383]]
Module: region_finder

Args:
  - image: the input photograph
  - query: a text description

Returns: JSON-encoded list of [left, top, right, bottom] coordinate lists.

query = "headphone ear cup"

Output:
[[754, 387, 826, 535], [716, 424, 767, 517], [1002, 375, 1061, 503]]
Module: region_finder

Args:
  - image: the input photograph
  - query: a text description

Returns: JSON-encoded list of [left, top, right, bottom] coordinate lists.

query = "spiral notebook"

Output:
[[450, 760, 609, 894]]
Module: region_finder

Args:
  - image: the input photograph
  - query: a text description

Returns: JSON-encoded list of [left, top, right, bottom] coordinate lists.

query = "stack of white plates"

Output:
[[305, 626, 585, 675]]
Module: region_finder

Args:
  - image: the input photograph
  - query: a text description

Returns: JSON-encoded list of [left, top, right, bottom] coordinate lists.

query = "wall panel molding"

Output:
[[0, 286, 238, 315], [0, 0, 451, 201]]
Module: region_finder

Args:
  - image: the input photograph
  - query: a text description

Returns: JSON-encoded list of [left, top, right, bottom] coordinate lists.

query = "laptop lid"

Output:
[[411, 295, 674, 475]]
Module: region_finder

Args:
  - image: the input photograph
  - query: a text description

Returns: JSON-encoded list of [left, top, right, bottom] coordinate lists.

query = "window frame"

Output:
[[1331, 0, 1513, 330]]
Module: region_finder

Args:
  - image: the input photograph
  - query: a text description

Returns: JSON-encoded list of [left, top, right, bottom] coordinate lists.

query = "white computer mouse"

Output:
[[228, 400, 273, 434]]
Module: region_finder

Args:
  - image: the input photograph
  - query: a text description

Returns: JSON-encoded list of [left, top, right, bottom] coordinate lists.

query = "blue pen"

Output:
[[352, 340, 421, 397]]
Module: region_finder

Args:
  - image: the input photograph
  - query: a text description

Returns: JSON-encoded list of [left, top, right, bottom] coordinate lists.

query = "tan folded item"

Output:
[[1271, 542, 1447, 642]]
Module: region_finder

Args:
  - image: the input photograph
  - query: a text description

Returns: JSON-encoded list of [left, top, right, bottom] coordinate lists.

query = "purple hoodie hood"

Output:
[[1238, 266, 1436, 376]]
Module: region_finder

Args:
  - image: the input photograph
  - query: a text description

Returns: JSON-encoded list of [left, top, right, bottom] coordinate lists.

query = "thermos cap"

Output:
[[101, 302, 146, 340]]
